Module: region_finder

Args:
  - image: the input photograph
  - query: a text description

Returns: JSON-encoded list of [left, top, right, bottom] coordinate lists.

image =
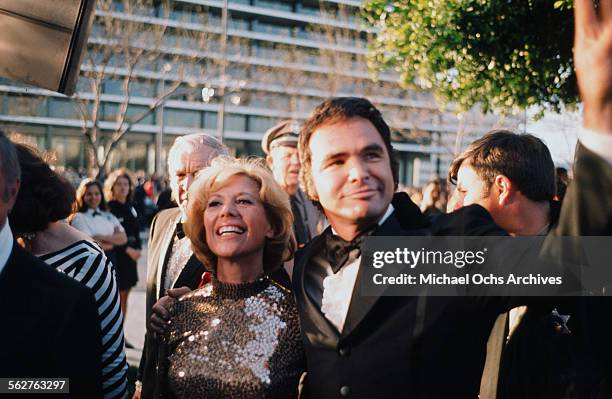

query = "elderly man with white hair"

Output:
[[134, 133, 228, 399]]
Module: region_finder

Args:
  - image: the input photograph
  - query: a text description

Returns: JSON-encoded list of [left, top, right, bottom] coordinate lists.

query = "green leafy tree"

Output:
[[363, 0, 576, 114]]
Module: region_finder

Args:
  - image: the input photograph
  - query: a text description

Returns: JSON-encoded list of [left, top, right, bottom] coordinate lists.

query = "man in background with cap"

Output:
[[262, 120, 325, 251]]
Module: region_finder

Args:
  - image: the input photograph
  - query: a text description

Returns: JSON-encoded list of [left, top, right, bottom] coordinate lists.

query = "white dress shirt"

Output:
[[321, 204, 395, 332], [0, 220, 13, 277], [70, 208, 124, 237]]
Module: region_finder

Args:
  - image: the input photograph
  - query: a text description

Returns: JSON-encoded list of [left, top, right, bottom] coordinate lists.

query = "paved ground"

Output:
[[123, 231, 149, 367]]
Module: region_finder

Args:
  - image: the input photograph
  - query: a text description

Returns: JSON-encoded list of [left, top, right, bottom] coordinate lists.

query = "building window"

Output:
[[225, 114, 246, 131], [204, 111, 218, 129], [48, 98, 79, 119], [248, 115, 273, 132], [164, 108, 201, 128]]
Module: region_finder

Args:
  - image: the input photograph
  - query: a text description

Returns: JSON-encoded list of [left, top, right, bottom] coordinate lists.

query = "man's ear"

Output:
[[265, 155, 274, 169], [494, 175, 513, 206]]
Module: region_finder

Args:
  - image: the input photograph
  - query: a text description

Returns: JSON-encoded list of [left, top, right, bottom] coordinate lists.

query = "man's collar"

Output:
[[330, 204, 395, 237]]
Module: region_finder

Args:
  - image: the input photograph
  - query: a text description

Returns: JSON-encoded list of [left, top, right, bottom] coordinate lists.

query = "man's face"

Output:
[[0, 164, 19, 230], [308, 116, 395, 231], [451, 160, 496, 212], [169, 146, 216, 212], [267, 145, 300, 195]]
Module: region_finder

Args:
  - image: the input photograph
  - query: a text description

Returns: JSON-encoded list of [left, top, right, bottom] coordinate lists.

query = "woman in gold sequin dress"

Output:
[[161, 157, 304, 399]]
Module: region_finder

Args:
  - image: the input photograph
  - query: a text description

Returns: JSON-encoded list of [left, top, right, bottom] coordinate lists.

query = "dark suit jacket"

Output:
[[538, 144, 611, 399], [294, 145, 611, 399], [0, 243, 103, 398], [294, 193, 514, 399], [138, 208, 207, 399]]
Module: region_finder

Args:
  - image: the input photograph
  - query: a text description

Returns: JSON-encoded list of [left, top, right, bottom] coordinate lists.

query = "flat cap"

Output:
[[261, 120, 301, 154]]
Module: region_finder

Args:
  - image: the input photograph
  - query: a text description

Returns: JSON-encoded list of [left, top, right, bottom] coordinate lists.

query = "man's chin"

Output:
[[347, 204, 387, 222]]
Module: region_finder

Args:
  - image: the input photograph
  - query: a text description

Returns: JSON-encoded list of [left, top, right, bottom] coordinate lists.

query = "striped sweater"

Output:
[[41, 240, 128, 399]]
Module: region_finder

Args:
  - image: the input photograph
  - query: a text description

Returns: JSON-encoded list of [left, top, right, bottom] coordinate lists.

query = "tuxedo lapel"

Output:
[[342, 213, 405, 337], [156, 212, 182, 299], [343, 195, 428, 337], [296, 235, 340, 348]]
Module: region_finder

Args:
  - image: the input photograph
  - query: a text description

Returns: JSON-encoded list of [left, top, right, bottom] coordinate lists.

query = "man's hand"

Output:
[[131, 390, 141, 399], [149, 287, 191, 335], [574, 0, 612, 133]]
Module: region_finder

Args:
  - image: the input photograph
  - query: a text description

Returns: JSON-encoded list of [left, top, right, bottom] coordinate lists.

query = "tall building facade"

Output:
[[0, 0, 520, 187]]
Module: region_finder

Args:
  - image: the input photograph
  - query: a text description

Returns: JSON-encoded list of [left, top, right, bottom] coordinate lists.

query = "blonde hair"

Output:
[[104, 168, 134, 202], [184, 156, 296, 273]]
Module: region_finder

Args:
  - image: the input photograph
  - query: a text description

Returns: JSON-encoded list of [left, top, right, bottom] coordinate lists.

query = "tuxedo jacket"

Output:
[[0, 243, 103, 398], [293, 144, 612, 399], [293, 193, 515, 399], [138, 208, 207, 399]]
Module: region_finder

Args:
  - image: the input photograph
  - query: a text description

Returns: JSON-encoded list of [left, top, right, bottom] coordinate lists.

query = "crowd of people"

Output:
[[0, 0, 610, 398]]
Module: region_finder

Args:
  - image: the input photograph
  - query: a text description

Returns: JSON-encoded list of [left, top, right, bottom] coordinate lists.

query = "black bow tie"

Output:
[[92, 210, 102, 217], [324, 228, 374, 273], [176, 222, 186, 239]]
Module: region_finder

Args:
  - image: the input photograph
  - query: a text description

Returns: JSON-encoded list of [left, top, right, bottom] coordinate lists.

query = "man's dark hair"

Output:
[[0, 130, 20, 202], [448, 130, 555, 202], [298, 97, 399, 204], [11, 144, 75, 235]]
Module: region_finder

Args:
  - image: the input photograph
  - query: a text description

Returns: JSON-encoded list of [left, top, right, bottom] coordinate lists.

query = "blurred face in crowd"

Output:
[[425, 182, 441, 202], [450, 160, 494, 212], [112, 176, 130, 203], [308, 116, 395, 234], [169, 146, 216, 212], [451, 159, 521, 229], [204, 175, 273, 264], [266, 144, 300, 196], [84, 184, 103, 210]]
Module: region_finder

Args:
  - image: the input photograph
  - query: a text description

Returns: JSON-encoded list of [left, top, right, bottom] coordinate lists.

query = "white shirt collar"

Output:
[[331, 204, 395, 237], [0, 220, 14, 276]]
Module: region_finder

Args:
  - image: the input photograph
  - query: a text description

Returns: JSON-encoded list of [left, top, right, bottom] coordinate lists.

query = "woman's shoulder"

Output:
[[261, 279, 298, 314], [40, 239, 108, 268], [70, 212, 88, 222]]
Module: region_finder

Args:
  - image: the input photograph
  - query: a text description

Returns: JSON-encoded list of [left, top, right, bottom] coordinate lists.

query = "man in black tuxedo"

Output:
[[294, 96, 511, 399], [0, 131, 103, 398], [293, 1, 612, 396], [135, 133, 229, 398]]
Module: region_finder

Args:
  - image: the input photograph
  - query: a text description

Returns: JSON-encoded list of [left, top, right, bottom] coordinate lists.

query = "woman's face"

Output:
[[204, 175, 274, 263], [113, 176, 130, 201], [84, 184, 102, 210]]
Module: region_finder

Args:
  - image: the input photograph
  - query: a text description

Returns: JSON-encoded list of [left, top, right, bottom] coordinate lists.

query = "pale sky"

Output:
[[524, 107, 580, 169]]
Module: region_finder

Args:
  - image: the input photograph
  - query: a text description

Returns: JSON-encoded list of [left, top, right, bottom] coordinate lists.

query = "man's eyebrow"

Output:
[[360, 144, 385, 154], [320, 151, 348, 164]]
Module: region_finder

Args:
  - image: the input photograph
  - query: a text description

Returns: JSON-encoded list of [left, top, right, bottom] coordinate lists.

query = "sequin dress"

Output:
[[164, 276, 305, 399]]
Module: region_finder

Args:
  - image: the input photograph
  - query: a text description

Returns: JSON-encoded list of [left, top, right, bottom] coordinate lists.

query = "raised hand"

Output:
[[574, 0, 612, 133]]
